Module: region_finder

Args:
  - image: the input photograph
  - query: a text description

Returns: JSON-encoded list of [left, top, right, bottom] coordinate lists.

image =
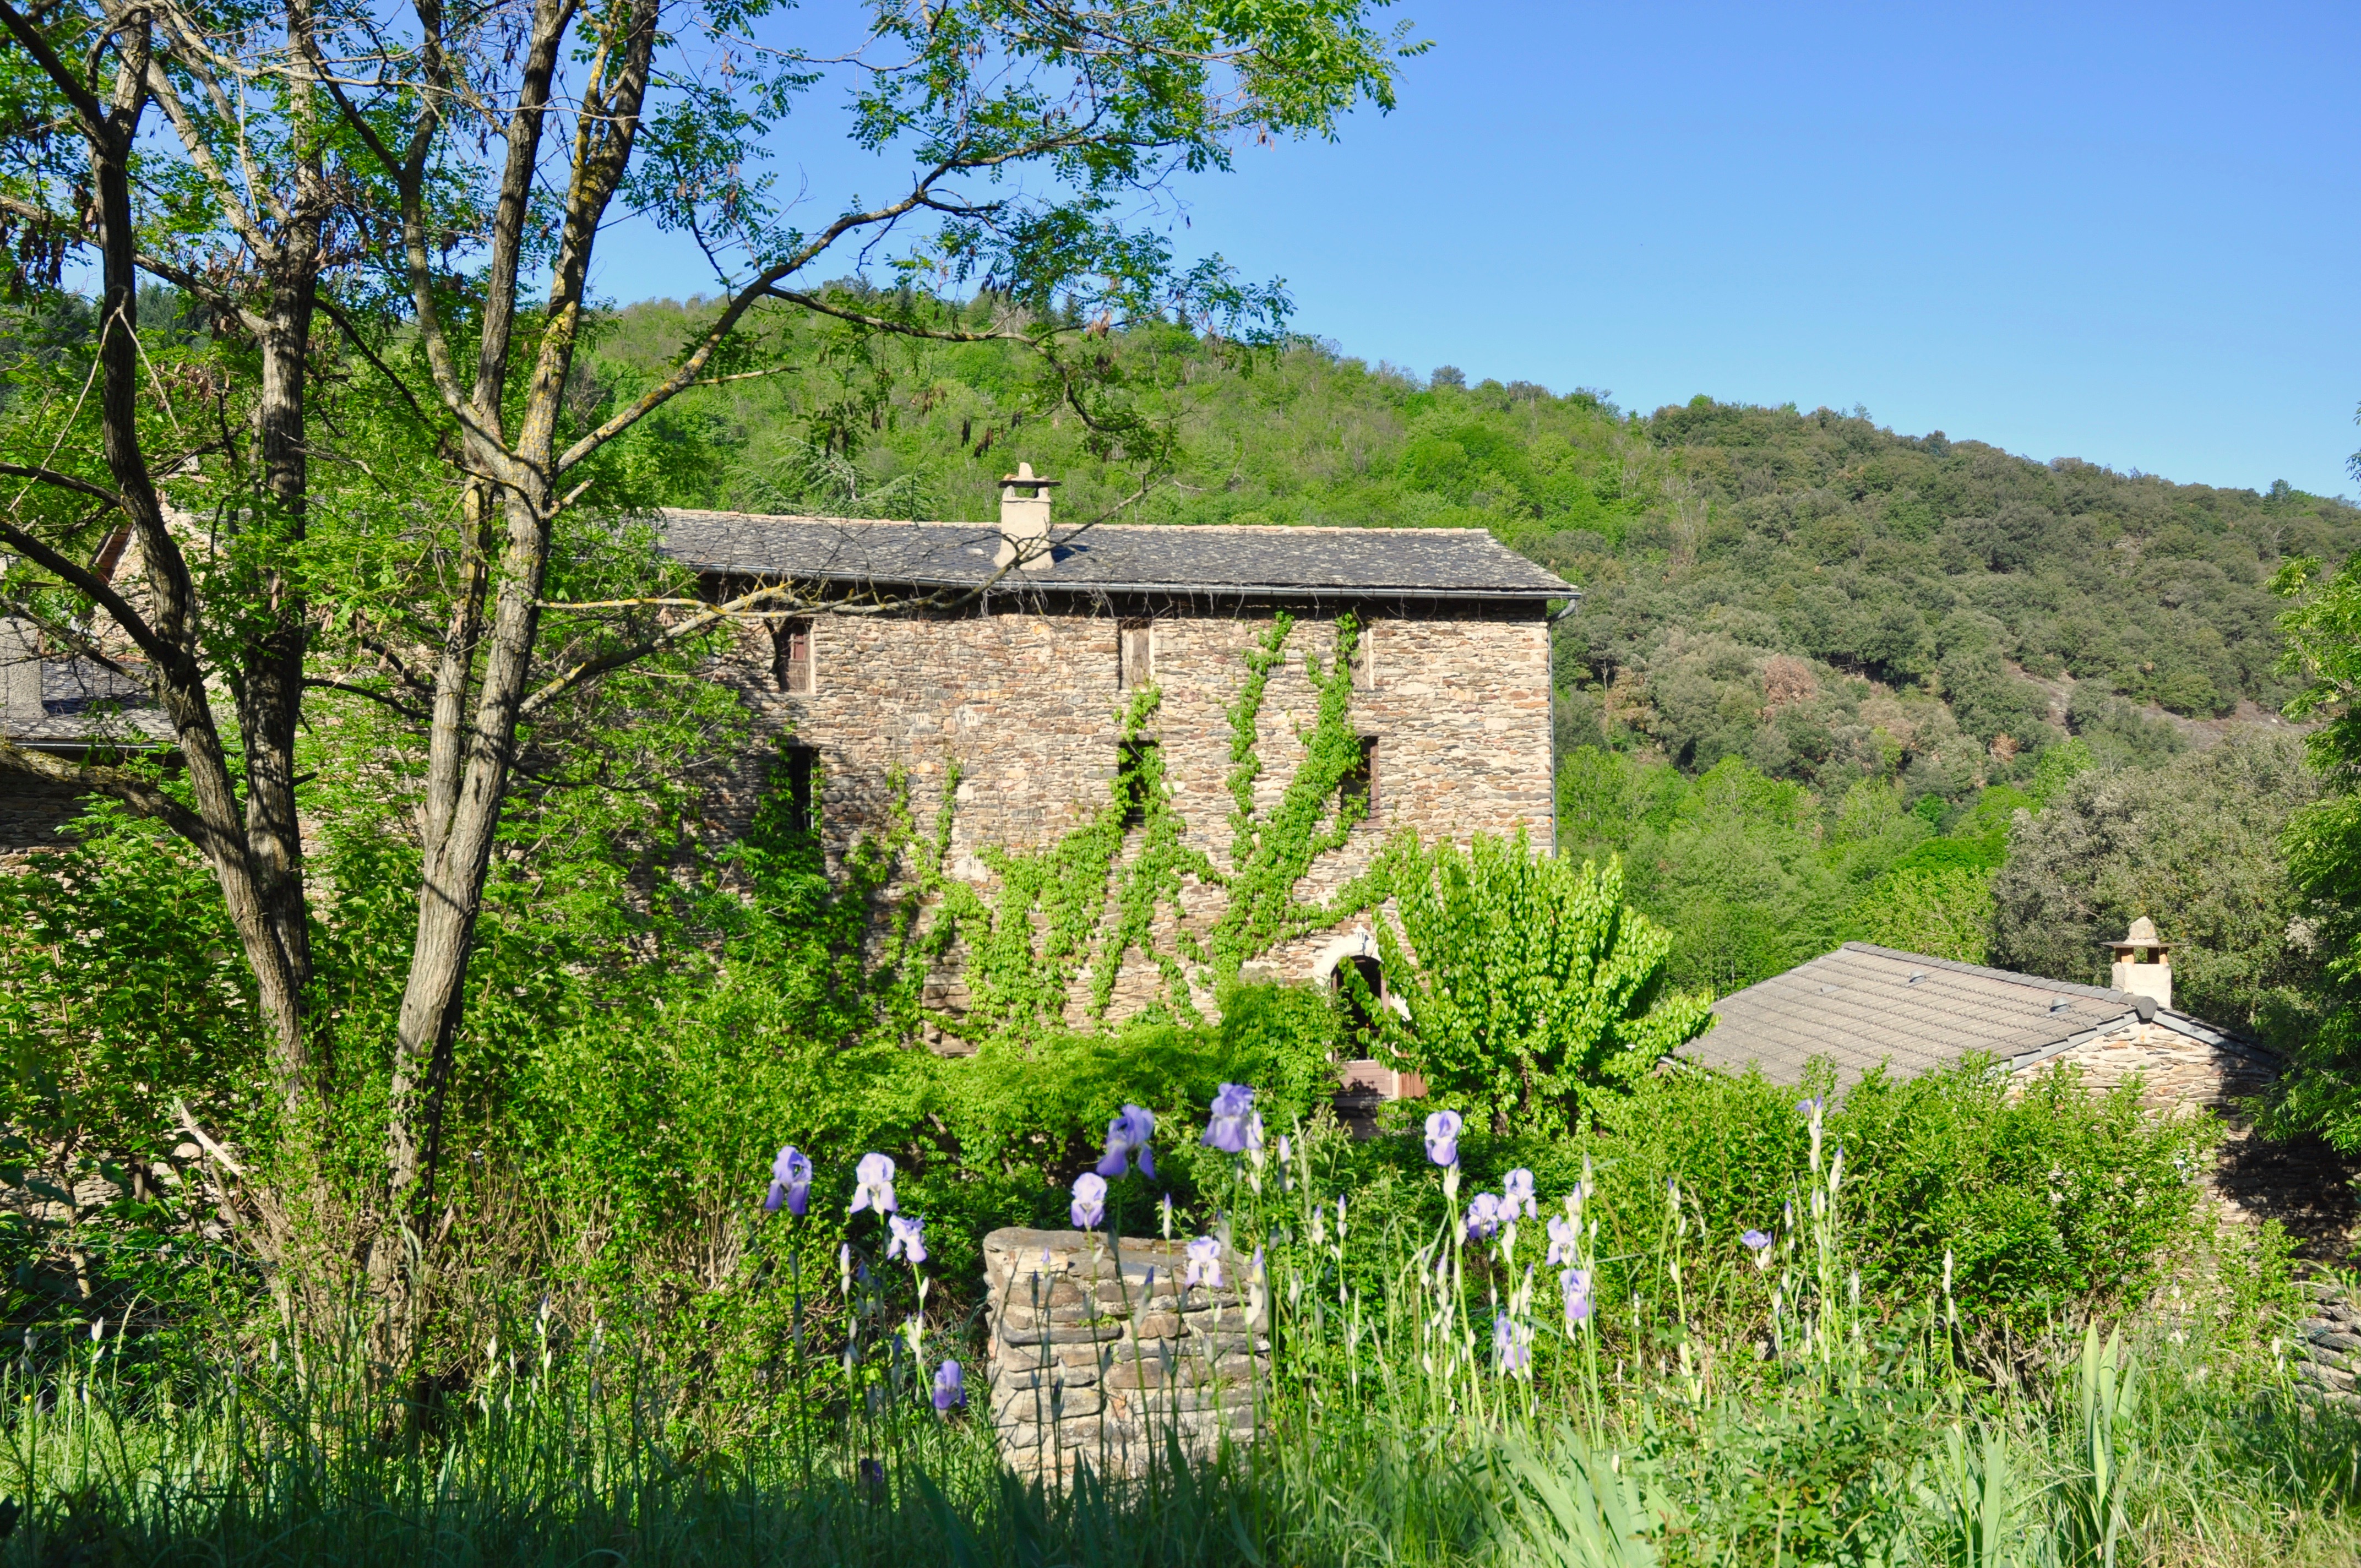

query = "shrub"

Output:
[[1569, 1057, 2212, 1330], [1370, 828, 1712, 1133]]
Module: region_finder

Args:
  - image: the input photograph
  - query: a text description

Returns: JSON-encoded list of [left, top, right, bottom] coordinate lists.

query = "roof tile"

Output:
[[657, 511, 1577, 600]]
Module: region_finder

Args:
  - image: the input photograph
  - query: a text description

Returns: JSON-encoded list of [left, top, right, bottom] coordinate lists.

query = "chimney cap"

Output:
[[2106, 916, 2168, 952], [999, 461, 1059, 489]]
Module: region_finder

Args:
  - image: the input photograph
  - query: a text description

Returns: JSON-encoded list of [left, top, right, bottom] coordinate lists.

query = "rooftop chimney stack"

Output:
[[2, 617, 40, 734], [995, 462, 1058, 573], [2108, 917, 2171, 1011]]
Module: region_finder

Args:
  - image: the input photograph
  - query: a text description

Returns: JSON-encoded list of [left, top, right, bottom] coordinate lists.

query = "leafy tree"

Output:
[[0, 0, 1414, 1363], [1990, 732, 2324, 1046], [1843, 868, 1994, 964], [1369, 827, 1711, 1133], [2261, 543, 2361, 1148]]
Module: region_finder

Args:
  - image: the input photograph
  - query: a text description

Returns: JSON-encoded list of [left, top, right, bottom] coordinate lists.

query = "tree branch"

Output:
[[0, 515, 170, 667], [0, 460, 126, 510], [0, 738, 206, 846]]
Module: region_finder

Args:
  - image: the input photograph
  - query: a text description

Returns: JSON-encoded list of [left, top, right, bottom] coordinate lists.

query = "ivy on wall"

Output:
[[920, 613, 1383, 1045]]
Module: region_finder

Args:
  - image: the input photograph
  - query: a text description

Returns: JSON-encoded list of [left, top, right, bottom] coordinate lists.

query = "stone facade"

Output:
[[982, 1226, 1267, 1482], [699, 596, 1554, 1027], [2018, 1013, 2280, 1114]]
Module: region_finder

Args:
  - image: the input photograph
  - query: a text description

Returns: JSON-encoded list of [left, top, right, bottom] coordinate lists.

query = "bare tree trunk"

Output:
[[367, 0, 660, 1357], [0, 3, 318, 1106]]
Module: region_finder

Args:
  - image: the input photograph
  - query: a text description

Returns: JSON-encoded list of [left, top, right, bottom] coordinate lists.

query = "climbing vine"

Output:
[[1206, 612, 1383, 977], [920, 614, 1390, 1046]]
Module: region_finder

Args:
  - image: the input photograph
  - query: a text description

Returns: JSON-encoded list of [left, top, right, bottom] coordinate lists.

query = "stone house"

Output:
[[660, 464, 1576, 1036], [1, 616, 169, 856], [1679, 924, 2278, 1114]]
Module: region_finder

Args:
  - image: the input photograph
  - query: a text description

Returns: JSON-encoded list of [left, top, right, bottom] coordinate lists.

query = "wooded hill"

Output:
[[589, 293, 2356, 808]]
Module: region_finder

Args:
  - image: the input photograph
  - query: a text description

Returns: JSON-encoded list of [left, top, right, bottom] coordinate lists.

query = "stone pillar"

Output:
[[982, 1226, 1267, 1482], [2, 617, 40, 732]]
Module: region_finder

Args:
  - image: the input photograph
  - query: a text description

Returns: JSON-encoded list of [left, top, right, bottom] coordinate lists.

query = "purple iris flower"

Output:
[[1204, 1084, 1258, 1155], [1070, 1172, 1108, 1230], [1423, 1109, 1462, 1168], [1503, 1168, 1537, 1219], [1096, 1104, 1157, 1178], [1494, 1313, 1531, 1374], [851, 1152, 897, 1215], [1741, 1228, 1772, 1251], [1546, 1214, 1580, 1266], [1465, 1192, 1504, 1242], [1562, 1267, 1594, 1330], [765, 1145, 812, 1217], [932, 1358, 965, 1412], [1184, 1235, 1224, 1289], [886, 1213, 927, 1265], [1796, 1096, 1825, 1119]]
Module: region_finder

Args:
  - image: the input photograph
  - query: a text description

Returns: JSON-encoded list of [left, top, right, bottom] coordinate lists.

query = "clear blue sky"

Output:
[[589, 1, 2361, 497]]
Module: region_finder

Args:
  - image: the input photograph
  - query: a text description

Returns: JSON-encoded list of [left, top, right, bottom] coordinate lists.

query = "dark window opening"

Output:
[[1332, 955, 1385, 1042], [771, 617, 813, 694], [1119, 738, 1158, 828], [781, 745, 820, 836], [1119, 619, 1154, 689], [1340, 734, 1379, 819]]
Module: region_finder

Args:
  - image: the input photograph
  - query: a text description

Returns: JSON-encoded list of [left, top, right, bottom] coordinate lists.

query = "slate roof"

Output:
[[4, 626, 169, 749], [1677, 941, 2211, 1085], [657, 511, 1577, 601]]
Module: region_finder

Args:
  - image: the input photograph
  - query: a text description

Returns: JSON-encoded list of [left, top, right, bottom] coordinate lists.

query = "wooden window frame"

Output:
[[1347, 621, 1375, 690], [772, 617, 814, 694], [1118, 618, 1154, 689]]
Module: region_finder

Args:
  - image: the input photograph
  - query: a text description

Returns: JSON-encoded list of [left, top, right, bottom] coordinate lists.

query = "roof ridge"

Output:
[[1835, 941, 2136, 1004], [655, 508, 1504, 539]]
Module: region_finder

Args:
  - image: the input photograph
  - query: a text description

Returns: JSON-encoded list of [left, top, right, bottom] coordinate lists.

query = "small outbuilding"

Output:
[[1678, 935, 2278, 1113]]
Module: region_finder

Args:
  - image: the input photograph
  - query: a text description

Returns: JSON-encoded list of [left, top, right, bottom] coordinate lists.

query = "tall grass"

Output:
[[6, 1102, 2359, 1567]]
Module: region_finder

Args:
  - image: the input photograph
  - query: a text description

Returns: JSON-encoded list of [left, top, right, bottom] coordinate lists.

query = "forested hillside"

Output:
[[589, 292, 2358, 809], [573, 292, 2356, 1017]]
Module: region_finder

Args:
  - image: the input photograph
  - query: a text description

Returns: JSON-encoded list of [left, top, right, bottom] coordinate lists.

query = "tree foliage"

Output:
[[1990, 731, 2325, 1047], [1369, 829, 1712, 1132]]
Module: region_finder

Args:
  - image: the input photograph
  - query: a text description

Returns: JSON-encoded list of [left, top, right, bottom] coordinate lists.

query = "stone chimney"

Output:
[[2108, 916, 2171, 1010], [2, 617, 41, 736], [993, 461, 1058, 573]]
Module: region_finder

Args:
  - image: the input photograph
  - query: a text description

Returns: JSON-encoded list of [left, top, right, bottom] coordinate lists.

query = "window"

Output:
[[1332, 955, 1385, 1043], [1119, 737, 1158, 828], [1347, 622, 1374, 690], [1118, 619, 1154, 689], [771, 617, 813, 694], [1339, 735, 1379, 819], [780, 745, 820, 836]]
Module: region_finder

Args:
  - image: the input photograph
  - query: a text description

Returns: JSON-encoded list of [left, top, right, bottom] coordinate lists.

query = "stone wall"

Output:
[[2027, 1015, 2280, 1113], [0, 772, 86, 861], [2293, 1277, 2361, 1413], [982, 1226, 1267, 1482], [699, 597, 1554, 1028]]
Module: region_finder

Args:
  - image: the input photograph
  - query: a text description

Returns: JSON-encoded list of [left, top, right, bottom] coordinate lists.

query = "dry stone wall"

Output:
[[2036, 1017, 2280, 1113], [699, 598, 1553, 1028], [982, 1226, 1268, 1482], [2293, 1277, 2361, 1412]]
